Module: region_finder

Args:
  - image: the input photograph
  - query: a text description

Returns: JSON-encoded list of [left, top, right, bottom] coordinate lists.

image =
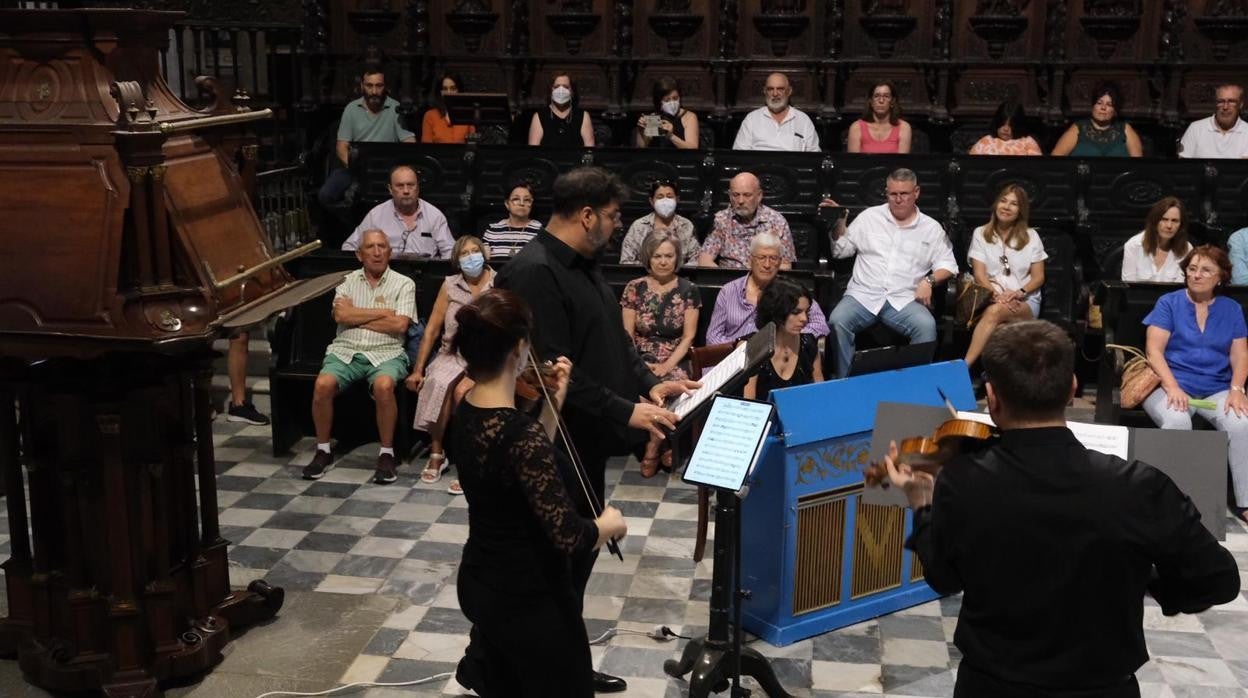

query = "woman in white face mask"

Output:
[[634, 76, 700, 149], [527, 73, 596, 148], [406, 235, 495, 494], [618, 180, 700, 266]]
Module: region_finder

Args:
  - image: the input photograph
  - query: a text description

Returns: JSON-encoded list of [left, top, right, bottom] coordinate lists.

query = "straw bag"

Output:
[[955, 275, 996, 328], [1106, 344, 1160, 409]]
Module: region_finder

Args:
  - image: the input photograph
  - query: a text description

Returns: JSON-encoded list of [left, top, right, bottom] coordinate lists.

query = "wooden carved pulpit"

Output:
[[0, 8, 336, 696]]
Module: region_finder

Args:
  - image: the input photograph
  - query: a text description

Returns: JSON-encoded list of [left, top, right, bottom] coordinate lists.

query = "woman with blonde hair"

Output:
[[964, 184, 1048, 367]]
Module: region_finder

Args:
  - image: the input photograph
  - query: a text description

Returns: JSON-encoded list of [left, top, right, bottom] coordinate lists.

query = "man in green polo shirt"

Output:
[[317, 66, 416, 208], [306, 229, 417, 484]]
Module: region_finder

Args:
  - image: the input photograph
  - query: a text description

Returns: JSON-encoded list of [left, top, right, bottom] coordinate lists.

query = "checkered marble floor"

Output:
[[3, 402, 1248, 697]]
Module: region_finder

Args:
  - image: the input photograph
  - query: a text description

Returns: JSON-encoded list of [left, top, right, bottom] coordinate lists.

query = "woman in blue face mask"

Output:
[[406, 235, 495, 494]]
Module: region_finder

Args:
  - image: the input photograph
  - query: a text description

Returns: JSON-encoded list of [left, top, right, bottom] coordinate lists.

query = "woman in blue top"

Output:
[[1143, 245, 1248, 523]]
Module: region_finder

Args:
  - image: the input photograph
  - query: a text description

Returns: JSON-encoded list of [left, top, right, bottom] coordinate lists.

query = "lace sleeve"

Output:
[[509, 417, 598, 555]]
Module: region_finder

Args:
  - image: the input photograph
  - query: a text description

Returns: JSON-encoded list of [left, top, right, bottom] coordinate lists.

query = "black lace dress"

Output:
[[449, 400, 599, 697]]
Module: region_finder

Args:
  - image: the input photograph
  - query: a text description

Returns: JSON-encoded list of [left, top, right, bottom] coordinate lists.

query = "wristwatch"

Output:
[[924, 272, 936, 286]]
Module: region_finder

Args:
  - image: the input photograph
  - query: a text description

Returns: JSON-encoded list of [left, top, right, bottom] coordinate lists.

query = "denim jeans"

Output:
[[317, 168, 353, 208], [827, 295, 936, 378]]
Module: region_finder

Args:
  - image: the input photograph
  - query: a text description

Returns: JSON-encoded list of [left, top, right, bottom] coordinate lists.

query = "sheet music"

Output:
[[955, 410, 1130, 459], [683, 397, 774, 492], [668, 342, 748, 419]]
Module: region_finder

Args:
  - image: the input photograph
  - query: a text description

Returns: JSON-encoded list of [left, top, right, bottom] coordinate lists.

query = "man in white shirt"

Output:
[[732, 73, 821, 152], [1178, 84, 1248, 159], [342, 165, 455, 258], [827, 168, 958, 377]]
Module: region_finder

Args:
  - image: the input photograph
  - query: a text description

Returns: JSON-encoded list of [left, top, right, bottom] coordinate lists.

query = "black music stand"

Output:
[[662, 327, 794, 698], [443, 92, 511, 144]]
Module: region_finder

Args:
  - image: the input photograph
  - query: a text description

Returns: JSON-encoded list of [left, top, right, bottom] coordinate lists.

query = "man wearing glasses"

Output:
[[1178, 84, 1248, 159], [826, 168, 957, 377]]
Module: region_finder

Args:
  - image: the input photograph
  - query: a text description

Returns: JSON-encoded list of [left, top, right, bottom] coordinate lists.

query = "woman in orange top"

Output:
[[422, 73, 476, 144]]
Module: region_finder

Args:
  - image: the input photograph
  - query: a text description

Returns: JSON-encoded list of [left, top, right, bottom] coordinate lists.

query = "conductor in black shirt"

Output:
[[883, 320, 1239, 698], [496, 166, 697, 693]]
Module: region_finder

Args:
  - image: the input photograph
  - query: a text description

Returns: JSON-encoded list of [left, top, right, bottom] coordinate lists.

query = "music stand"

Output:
[[443, 92, 511, 144], [661, 326, 795, 698]]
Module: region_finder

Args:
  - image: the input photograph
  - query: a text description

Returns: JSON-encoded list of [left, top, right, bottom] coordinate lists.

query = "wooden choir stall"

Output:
[[0, 8, 333, 696]]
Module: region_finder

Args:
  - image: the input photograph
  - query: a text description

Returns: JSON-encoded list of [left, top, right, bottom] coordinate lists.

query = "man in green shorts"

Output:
[[306, 229, 416, 484]]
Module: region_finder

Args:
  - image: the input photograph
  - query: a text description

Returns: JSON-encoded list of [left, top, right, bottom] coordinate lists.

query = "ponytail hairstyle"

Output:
[[452, 289, 534, 380]]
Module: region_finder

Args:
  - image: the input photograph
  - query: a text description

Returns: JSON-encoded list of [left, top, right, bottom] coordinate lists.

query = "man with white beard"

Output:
[[732, 72, 822, 152]]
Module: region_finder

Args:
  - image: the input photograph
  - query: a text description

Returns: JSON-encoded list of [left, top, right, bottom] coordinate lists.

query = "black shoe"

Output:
[[592, 671, 627, 693], [373, 452, 398, 484], [302, 450, 334, 480], [226, 401, 270, 426]]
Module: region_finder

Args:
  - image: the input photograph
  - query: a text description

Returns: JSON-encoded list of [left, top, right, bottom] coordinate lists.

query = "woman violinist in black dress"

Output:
[[744, 277, 825, 401], [448, 289, 627, 696]]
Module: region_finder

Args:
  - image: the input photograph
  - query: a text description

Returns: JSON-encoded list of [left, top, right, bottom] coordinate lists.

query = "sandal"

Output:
[[447, 480, 463, 495], [421, 453, 449, 484]]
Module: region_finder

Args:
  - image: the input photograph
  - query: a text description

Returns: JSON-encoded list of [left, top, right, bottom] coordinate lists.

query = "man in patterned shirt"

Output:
[[697, 172, 796, 269], [305, 229, 417, 484]]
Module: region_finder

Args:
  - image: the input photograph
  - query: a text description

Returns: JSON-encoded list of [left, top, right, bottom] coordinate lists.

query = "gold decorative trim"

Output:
[[792, 491, 848, 615], [850, 498, 905, 599], [125, 166, 149, 183]]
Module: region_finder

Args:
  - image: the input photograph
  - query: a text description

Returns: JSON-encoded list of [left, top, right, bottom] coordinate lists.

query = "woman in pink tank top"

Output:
[[847, 80, 912, 154]]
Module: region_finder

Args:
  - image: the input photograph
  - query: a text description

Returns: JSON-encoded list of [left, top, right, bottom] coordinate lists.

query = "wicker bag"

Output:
[[1106, 344, 1161, 409], [955, 275, 996, 328]]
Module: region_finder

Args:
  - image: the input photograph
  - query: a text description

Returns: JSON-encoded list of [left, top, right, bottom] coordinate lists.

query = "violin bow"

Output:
[[527, 345, 624, 561]]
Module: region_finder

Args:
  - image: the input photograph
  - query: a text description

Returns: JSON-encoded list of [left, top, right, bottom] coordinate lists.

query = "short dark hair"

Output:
[[452, 289, 533, 380], [506, 181, 534, 200], [755, 277, 812, 330], [988, 101, 1030, 139], [650, 179, 680, 198], [1180, 244, 1233, 290], [362, 65, 385, 81], [981, 321, 1074, 420], [1091, 81, 1123, 115], [551, 167, 630, 218], [652, 76, 680, 113]]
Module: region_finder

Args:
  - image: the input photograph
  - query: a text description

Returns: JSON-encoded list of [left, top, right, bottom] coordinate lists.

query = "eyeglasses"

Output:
[[999, 254, 1012, 277], [752, 254, 781, 264], [508, 197, 533, 205]]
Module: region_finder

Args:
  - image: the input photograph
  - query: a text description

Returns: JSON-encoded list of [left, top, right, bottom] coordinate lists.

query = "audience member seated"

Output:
[[846, 81, 912, 154], [621, 230, 701, 383], [528, 73, 594, 147], [828, 168, 957, 378], [343, 165, 454, 258], [968, 101, 1043, 156], [963, 185, 1047, 368], [634, 76, 699, 150], [619, 180, 699, 265], [319, 66, 415, 208], [421, 72, 475, 144], [744, 277, 824, 401], [1141, 245, 1248, 524], [482, 182, 542, 259], [1179, 83, 1248, 159], [1228, 226, 1248, 285], [697, 172, 795, 269], [705, 233, 829, 345], [1051, 82, 1143, 157], [406, 235, 495, 496], [305, 230, 416, 484], [1121, 196, 1190, 283], [732, 72, 821, 152]]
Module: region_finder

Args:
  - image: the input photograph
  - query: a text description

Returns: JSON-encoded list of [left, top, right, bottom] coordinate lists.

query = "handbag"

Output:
[[955, 275, 996, 328], [1105, 344, 1161, 409]]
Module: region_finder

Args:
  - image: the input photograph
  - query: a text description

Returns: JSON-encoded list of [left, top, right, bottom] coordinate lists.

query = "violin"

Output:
[[522, 346, 625, 561], [863, 418, 995, 488]]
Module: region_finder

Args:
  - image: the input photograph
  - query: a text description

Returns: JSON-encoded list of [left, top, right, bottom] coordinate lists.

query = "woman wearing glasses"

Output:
[[1142, 245, 1248, 524], [846, 81, 912, 154], [963, 185, 1048, 367], [482, 182, 542, 258]]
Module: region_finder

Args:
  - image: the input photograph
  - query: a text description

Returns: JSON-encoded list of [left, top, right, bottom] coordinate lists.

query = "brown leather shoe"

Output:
[[374, 452, 398, 484]]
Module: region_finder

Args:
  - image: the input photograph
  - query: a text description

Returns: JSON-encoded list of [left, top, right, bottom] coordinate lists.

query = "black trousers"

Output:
[[954, 662, 1140, 698]]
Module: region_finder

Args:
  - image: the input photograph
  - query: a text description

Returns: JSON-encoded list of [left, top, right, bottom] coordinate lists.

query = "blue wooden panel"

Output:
[[768, 360, 976, 447]]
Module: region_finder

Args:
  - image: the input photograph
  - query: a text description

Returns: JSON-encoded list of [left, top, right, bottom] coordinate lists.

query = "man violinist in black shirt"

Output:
[[883, 320, 1240, 698], [496, 167, 698, 693]]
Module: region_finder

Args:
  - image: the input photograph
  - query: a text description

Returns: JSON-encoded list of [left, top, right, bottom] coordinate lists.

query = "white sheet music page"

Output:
[[683, 397, 773, 492], [668, 342, 748, 419], [955, 410, 1129, 459]]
